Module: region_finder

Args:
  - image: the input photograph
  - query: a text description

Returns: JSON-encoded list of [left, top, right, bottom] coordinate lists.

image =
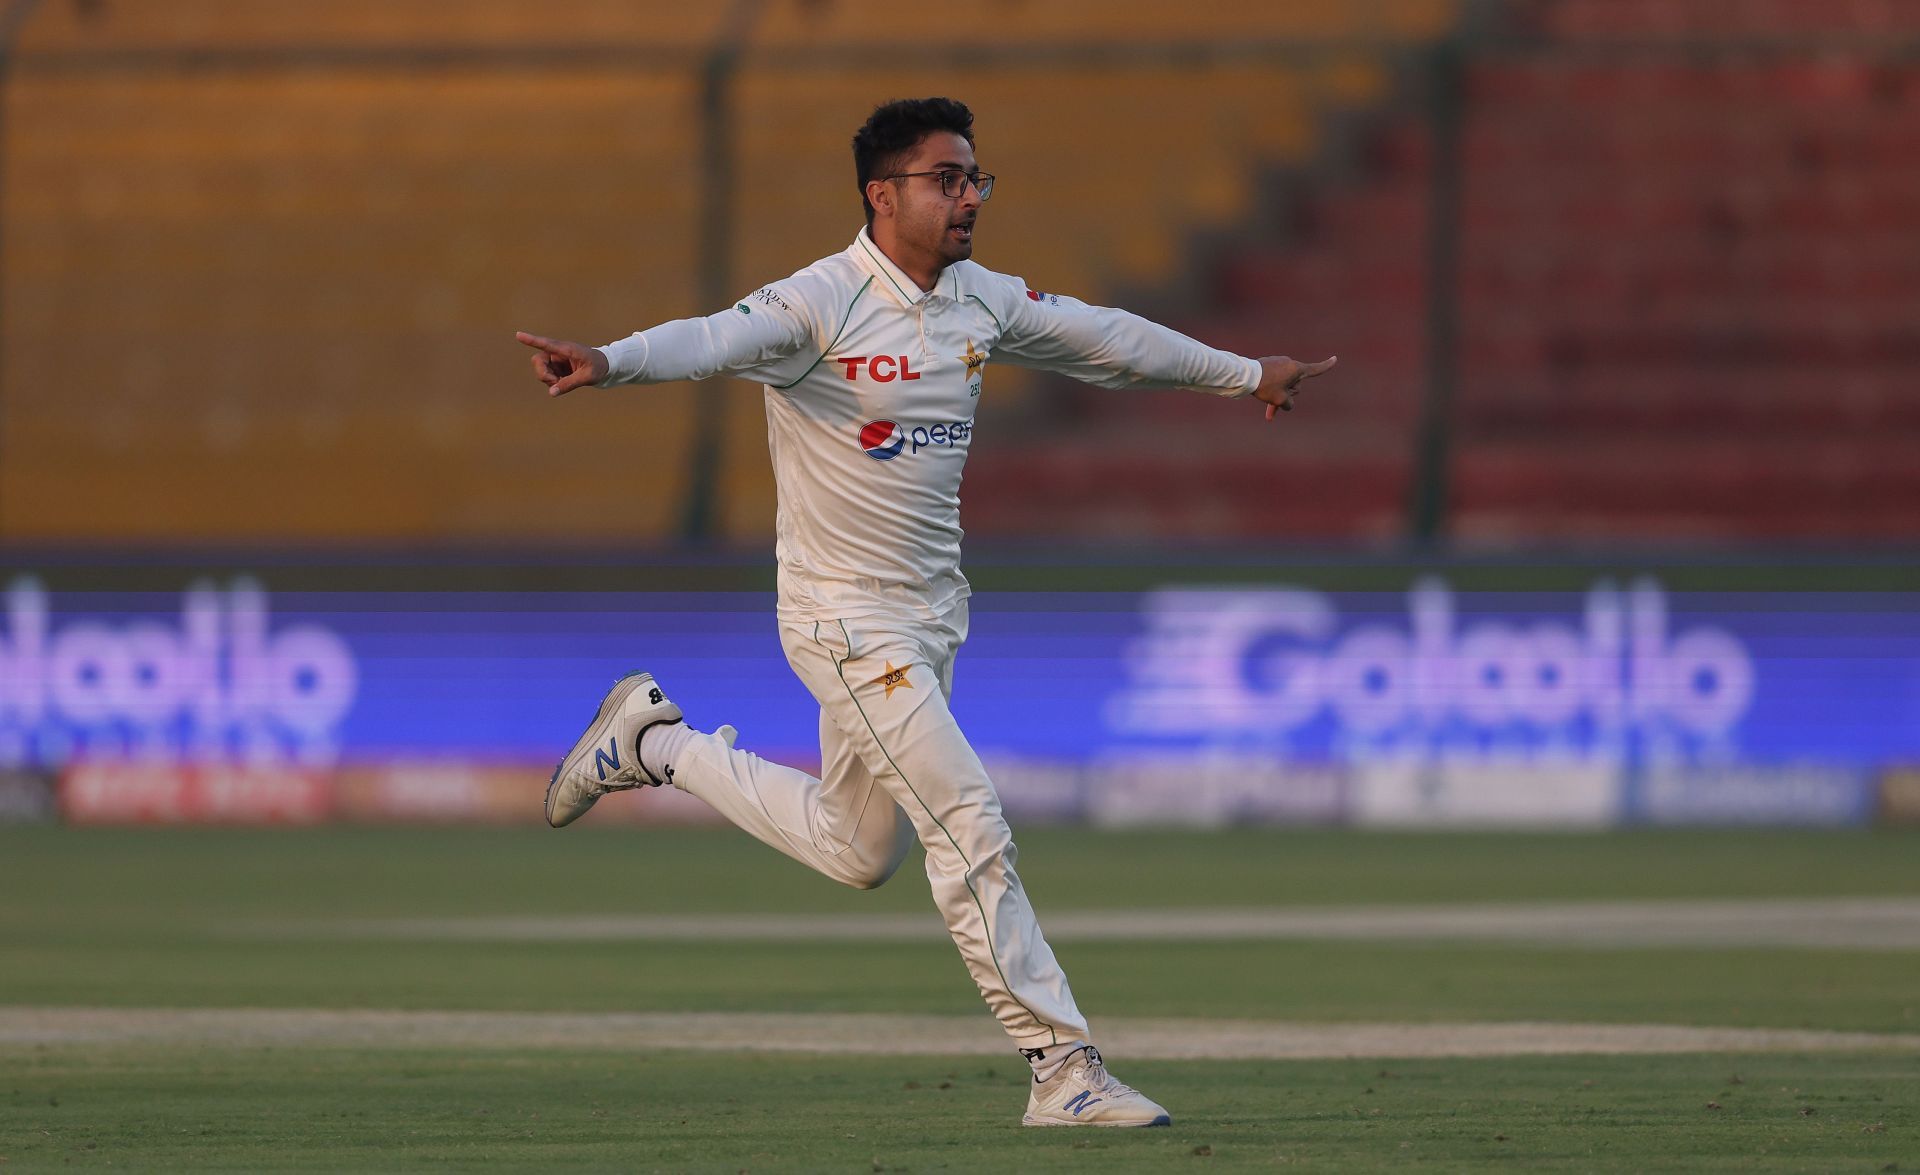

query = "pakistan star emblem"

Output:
[[961, 338, 987, 387], [871, 661, 913, 699]]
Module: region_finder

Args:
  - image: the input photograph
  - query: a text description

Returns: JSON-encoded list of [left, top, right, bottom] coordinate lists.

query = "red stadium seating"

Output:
[[999, 0, 1920, 548], [1446, 27, 1920, 545]]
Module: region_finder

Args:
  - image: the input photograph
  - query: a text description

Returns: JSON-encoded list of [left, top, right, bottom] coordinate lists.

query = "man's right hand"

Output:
[[516, 331, 610, 397]]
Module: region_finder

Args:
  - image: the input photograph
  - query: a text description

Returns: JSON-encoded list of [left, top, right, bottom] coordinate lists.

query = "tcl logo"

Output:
[[837, 355, 922, 382]]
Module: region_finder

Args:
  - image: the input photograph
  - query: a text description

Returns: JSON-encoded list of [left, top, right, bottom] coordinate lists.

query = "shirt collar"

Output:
[[851, 227, 959, 306]]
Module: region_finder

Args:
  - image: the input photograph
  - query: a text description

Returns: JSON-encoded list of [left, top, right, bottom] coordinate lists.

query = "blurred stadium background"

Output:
[[4, 2, 1920, 1168], [1, 0, 1917, 832]]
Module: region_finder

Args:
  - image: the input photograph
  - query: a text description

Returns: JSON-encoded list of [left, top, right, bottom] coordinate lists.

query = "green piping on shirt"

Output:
[[857, 235, 919, 304], [775, 276, 874, 391], [964, 293, 1002, 331]]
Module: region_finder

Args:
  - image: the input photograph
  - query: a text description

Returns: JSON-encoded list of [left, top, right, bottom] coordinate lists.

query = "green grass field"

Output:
[[3, 826, 1917, 1171]]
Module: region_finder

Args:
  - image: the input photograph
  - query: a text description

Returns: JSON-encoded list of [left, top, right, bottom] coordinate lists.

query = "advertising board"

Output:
[[3, 574, 1912, 826]]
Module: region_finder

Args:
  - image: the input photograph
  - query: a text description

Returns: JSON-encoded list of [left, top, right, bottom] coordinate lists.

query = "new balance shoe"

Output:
[[1022, 1047, 1170, 1128], [544, 672, 682, 828]]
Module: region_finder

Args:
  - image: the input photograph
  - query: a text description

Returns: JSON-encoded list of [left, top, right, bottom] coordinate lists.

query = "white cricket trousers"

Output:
[[667, 597, 1090, 1050]]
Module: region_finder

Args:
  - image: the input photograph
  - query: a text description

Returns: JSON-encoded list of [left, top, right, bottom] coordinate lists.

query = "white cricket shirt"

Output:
[[598, 228, 1262, 624]]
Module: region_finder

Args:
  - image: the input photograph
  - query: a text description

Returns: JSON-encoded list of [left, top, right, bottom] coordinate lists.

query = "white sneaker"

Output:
[[1022, 1047, 1170, 1128], [544, 672, 682, 828]]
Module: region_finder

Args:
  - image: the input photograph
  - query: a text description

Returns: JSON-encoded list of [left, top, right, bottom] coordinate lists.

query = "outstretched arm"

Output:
[[517, 287, 813, 397], [993, 280, 1334, 420]]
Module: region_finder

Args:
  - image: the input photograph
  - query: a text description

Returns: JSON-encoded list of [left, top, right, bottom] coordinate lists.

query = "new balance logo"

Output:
[[648, 687, 664, 705], [592, 737, 620, 781], [1064, 1091, 1104, 1116]]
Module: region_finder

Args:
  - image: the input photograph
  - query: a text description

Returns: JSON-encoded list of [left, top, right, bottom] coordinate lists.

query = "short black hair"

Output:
[[852, 97, 975, 226]]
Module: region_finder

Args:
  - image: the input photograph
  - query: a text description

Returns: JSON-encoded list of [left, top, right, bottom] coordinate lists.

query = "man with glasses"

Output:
[[517, 96, 1334, 1128]]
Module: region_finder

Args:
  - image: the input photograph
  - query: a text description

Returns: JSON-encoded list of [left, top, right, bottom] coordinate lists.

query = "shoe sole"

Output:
[[544, 671, 656, 828], [1021, 1114, 1171, 1128]]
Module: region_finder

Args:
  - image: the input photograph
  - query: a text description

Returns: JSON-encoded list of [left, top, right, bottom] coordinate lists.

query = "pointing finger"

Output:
[[515, 330, 560, 353], [1296, 355, 1338, 381]]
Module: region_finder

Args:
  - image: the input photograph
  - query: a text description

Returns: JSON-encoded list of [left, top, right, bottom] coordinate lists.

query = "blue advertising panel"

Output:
[[2, 575, 1914, 825]]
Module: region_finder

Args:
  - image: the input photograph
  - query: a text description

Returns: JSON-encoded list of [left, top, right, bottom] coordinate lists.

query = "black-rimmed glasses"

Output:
[[886, 169, 995, 201]]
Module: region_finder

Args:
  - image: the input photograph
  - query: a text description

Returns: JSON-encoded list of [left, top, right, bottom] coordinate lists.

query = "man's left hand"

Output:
[[1253, 355, 1338, 421]]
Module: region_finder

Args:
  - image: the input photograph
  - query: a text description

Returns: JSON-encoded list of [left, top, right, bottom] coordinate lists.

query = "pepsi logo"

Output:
[[860, 419, 905, 461]]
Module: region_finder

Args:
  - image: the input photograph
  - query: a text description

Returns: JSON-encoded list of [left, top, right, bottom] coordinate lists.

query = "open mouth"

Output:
[[950, 220, 974, 242]]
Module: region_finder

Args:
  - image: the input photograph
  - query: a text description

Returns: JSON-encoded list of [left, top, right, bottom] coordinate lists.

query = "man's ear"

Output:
[[866, 179, 893, 221]]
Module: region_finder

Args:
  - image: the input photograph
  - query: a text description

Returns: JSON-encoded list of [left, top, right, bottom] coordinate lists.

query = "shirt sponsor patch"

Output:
[[858, 419, 973, 460], [838, 355, 922, 382], [747, 286, 793, 312], [860, 420, 906, 460]]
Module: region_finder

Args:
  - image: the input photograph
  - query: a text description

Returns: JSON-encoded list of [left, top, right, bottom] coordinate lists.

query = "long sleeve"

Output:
[[596, 285, 814, 386], [989, 277, 1261, 397]]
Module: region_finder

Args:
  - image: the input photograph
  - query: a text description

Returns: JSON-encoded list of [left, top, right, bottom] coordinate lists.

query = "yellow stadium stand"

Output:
[[7, 66, 704, 542], [4, 0, 1458, 547]]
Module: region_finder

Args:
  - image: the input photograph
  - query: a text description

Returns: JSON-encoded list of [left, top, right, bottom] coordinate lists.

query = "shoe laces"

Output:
[[1073, 1048, 1136, 1097], [587, 764, 653, 796]]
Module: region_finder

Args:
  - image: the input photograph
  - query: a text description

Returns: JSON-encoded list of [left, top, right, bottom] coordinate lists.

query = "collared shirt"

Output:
[[599, 228, 1262, 624]]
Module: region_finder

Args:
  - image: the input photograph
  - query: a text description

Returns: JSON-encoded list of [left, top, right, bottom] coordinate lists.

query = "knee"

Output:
[[835, 852, 906, 891], [954, 808, 1016, 873], [839, 863, 896, 891], [833, 832, 914, 891]]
